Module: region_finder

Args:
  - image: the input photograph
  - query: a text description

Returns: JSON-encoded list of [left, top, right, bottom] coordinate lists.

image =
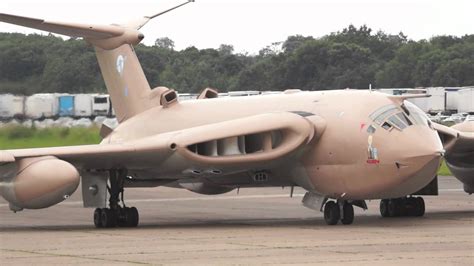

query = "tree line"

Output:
[[0, 25, 473, 95]]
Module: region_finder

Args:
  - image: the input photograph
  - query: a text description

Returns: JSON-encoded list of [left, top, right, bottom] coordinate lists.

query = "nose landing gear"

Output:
[[380, 197, 425, 218], [93, 169, 139, 228]]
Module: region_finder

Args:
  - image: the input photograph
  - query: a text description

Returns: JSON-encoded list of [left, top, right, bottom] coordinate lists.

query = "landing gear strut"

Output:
[[380, 197, 425, 218], [93, 169, 139, 228], [323, 200, 354, 225]]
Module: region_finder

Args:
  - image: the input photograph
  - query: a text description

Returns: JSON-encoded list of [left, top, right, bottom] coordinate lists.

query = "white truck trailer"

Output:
[[24, 94, 58, 119], [0, 94, 25, 119], [457, 88, 474, 114], [425, 87, 445, 113], [74, 94, 93, 117], [445, 88, 460, 111]]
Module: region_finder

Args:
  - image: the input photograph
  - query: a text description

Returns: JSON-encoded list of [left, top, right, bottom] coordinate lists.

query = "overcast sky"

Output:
[[1, 0, 473, 54]]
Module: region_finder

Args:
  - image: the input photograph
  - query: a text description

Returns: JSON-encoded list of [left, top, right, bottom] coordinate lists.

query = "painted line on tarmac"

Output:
[[439, 188, 465, 192], [0, 189, 465, 208]]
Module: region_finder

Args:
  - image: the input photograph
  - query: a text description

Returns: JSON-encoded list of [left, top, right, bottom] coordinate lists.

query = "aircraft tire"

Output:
[[93, 208, 103, 228], [414, 197, 425, 217], [404, 197, 417, 216], [101, 208, 117, 228], [388, 199, 399, 217], [380, 199, 390, 217], [324, 201, 340, 225], [125, 207, 139, 227], [341, 203, 354, 225]]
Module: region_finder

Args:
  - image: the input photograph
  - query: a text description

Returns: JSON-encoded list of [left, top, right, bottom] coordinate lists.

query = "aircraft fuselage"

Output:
[[105, 89, 443, 200]]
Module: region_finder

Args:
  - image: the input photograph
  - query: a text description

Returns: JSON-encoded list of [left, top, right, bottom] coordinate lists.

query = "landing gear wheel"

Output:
[[125, 207, 139, 227], [94, 208, 103, 228], [324, 201, 340, 225], [101, 208, 117, 228], [414, 197, 425, 217], [341, 203, 354, 225], [382, 197, 425, 218], [380, 199, 389, 218], [93, 169, 140, 228], [388, 199, 398, 217], [403, 197, 415, 216]]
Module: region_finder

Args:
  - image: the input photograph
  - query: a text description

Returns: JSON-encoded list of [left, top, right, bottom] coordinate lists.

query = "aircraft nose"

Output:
[[401, 126, 444, 159], [381, 127, 445, 197], [394, 126, 444, 179]]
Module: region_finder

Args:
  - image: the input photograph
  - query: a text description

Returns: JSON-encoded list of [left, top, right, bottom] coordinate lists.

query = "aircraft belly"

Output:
[[126, 164, 296, 188], [305, 154, 441, 200], [305, 163, 399, 199]]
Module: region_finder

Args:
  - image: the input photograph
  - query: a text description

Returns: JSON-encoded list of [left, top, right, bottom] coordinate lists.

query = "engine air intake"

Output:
[[187, 130, 283, 157]]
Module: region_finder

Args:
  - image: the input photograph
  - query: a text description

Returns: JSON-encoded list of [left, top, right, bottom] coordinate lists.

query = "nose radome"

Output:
[[394, 127, 443, 186], [401, 126, 444, 158], [372, 125, 444, 198]]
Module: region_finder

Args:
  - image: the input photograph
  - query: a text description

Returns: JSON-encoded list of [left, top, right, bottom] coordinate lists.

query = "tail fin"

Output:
[[0, 0, 194, 122], [94, 44, 152, 122]]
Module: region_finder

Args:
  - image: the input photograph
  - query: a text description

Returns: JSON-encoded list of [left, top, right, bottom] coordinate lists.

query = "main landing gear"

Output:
[[323, 200, 355, 225], [93, 169, 139, 228], [380, 197, 425, 218]]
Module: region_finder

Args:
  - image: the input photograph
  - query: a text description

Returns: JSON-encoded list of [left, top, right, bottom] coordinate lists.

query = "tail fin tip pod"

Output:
[[0, 0, 195, 122]]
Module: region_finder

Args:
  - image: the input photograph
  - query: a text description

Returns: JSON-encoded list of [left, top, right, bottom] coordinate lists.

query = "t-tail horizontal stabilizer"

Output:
[[0, 0, 194, 49], [0, 1, 195, 122]]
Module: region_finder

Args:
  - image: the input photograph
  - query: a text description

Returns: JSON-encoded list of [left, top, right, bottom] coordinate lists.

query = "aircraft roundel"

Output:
[[116, 55, 125, 75]]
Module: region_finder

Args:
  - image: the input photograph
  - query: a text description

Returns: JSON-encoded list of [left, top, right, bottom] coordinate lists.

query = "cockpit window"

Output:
[[369, 105, 398, 124], [398, 112, 413, 126], [402, 101, 429, 126], [388, 113, 409, 130], [369, 101, 428, 131], [370, 104, 411, 130], [381, 122, 392, 130], [366, 125, 376, 134]]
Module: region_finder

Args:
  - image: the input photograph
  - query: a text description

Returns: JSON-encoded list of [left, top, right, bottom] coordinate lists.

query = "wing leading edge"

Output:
[[2, 112, 322, 174]]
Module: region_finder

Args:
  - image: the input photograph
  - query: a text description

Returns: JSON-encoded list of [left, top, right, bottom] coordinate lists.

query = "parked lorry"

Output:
[[425, 87, 445, 113], [0, 94, 25, 119], [445, 87, 460, 111], [24, 94, 58, 119], [457, 89, 474, 113], [74, 94, 93, 117], [58, 95, 75, 117], [92, 94, 111, 116]]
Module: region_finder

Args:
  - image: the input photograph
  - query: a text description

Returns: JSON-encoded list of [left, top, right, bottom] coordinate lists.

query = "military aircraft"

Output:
[[0, 1, 473, 227]]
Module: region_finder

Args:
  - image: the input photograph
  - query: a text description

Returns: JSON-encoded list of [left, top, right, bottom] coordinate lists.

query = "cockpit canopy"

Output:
[[368, 101, 430, 132]]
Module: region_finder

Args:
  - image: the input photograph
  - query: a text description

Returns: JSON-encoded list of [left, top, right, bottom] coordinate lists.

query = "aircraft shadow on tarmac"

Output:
[[0, 210, 472, 232]]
